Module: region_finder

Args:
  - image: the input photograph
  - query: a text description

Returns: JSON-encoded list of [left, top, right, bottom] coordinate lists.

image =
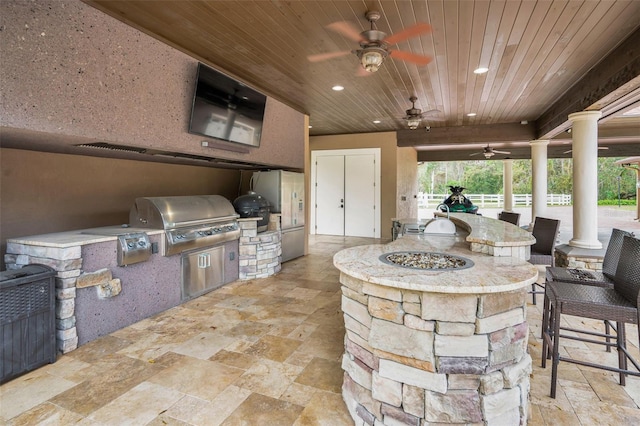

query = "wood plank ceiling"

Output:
[[85, 0, 640, 161]]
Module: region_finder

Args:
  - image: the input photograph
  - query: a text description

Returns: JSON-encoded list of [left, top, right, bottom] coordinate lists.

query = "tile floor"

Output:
[[1, 235, 639, 425]]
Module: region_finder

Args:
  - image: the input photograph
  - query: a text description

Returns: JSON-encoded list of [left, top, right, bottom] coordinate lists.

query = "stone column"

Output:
[[503, 159, 514, 212], [568, 111, 603, 249], [529, 140, 549, 227]]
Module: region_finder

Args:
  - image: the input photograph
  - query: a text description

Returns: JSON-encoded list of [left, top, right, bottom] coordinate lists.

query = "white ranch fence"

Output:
[[419, 193, 571, 208]]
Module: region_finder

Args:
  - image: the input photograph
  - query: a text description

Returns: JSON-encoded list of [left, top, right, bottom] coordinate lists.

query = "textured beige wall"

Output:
[[0, 0, 304, 169], [309, 132, 397, 239], [396, 147, 419, 220], [0, 148, 241, 269]]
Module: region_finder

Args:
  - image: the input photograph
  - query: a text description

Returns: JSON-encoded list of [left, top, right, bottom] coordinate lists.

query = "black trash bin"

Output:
[[1, 264, 57, 383]]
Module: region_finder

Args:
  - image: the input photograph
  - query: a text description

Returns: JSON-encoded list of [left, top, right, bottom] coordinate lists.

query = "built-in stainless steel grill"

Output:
[[129, 195, 240, 256]]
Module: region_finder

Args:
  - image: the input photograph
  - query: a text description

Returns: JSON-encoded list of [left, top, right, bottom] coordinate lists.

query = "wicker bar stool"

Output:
[[541, 235, 640, 398], [544, 228, 635, 350]]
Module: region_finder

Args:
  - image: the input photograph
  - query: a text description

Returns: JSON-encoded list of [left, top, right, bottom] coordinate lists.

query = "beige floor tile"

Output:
[[214, 295, 259, 311], [147, 357, 243, 402], [6, 402, 84, 425], [163, 386, 252, 426], [581, 369, 638, 408], [280, 382, 318, 406], [295, 357, 343, 393], [171, 331, 238, 360], [115, 331, 179, 362], [235, 358, 303, 399], [293, 391, 352, 426], [223, 320, 273, 342], [243, 334, 303, 363], [35, 355, 91, 381], [49, 353, 163, 417], [287, 322, 320, 341], [209, 349, 259, 370], [87, 381, 184, 425], [67, 334, 132, 364], [221, 393, 304, 426]]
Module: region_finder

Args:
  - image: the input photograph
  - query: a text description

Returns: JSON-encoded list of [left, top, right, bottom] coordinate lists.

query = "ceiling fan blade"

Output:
[[469, 152, 482, 157], [307, 50, 351, 62], [326, 21, 366, 43], [383, 22, 432, 45], [493, 150, 511, 154], [564, 146, 608, 154], [389, 50, 432, 65]]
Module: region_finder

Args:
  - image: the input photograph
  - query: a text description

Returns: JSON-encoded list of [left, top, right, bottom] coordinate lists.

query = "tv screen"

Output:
[[189, 63, 266, 147]]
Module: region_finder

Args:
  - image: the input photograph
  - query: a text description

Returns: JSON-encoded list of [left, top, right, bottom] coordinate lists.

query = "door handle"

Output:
[[197, 253, 211, 268]]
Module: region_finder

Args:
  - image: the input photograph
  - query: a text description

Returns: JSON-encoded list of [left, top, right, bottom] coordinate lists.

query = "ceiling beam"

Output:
[[397, 122, 537, 148], [536, 26, 640, 139]]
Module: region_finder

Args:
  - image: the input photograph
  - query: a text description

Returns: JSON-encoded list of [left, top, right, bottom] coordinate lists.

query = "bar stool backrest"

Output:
[[613, 235, 640, 307], [603, 228, 636, 279], [498, 211, 520, 226], [531, 217, 561, 257]]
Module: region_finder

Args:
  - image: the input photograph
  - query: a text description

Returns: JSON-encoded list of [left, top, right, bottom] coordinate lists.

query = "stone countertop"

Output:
[[396, 213, 535, 247], [7, 226, 165, 248], [335, 215, 537, 294]]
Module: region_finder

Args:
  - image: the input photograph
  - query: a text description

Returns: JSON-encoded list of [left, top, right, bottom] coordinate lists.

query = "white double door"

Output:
[[311, 148, 380, 238]]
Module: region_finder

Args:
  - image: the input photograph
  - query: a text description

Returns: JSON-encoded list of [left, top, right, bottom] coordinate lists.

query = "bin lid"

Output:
[[0, 264, 56, 283]]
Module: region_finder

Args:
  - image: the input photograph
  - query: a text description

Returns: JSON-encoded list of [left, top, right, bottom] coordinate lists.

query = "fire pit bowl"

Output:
[[379, 251, 474, 271]]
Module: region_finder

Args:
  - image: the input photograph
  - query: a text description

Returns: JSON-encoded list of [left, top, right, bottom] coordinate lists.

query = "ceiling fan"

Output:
[[403, 96, 441, 129], [307, 10, 432, 74], [470, 145, 511, 159]]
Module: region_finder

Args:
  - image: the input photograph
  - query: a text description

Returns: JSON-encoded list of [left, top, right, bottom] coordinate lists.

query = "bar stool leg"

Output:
[[618, 321, 627, 386], [550, 299, 561, 398]]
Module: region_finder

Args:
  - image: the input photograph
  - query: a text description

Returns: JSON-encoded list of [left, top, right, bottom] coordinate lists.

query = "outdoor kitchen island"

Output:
[[333, 213, 537, 425]]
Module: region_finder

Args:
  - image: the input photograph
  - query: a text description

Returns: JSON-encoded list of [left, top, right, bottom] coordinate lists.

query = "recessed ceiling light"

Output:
[[308, 125, 312, 129], [467, 113, 477, 117], [474, 67, 489, 74], [373, 120, 381, 124], [332, 85, 344, 91]]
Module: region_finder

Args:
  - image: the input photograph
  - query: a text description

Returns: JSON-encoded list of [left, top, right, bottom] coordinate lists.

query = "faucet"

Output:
[[435, 203, 450, 219]]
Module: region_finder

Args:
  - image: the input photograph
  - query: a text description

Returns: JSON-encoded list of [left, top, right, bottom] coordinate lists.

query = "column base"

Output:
[[555, 244, 605, 270], [568, 238, 603, 249]]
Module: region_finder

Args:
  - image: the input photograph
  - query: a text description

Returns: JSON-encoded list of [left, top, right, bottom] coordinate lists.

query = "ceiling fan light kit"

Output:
[[357, 46, 387, 72]]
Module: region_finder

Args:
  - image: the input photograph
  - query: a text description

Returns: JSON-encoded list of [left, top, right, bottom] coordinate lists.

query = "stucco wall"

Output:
[[0, 0, 305, 169], [309, 132, 397, 239]]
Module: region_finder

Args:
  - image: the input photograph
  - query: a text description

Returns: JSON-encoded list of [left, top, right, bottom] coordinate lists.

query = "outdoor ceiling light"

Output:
[[357, 47, 388, 73]]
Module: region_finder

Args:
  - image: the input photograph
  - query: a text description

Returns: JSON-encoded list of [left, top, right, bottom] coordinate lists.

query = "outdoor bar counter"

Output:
[[333, 213, 537, 425]]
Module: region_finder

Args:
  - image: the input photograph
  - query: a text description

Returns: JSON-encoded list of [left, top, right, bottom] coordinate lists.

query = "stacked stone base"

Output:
[[554, 244, 604, 271], [340, 273, 531, 425], [238, 216, 282, 280]]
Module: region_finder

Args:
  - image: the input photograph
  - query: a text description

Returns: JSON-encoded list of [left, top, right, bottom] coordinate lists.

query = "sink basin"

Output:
[[423, 218, 457, 235]]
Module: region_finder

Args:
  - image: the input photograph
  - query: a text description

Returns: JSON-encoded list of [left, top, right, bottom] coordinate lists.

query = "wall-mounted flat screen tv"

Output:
[[189, 63, 266, 148]]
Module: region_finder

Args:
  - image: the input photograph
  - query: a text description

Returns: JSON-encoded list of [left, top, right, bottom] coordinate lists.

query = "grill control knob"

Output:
[[214, 228, 221, 232], [127, 242, 135, 249], [138, 241, 146, 247]]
